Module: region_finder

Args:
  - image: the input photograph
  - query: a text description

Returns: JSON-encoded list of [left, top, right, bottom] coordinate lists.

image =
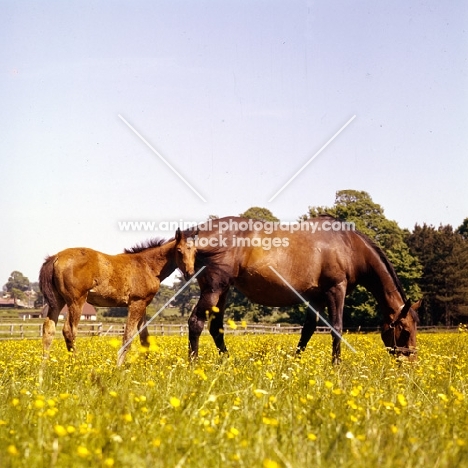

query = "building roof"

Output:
[[41, 302, 97, 318]]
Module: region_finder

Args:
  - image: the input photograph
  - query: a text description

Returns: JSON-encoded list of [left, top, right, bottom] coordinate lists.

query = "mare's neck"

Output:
[[361, 246, 405, 319]]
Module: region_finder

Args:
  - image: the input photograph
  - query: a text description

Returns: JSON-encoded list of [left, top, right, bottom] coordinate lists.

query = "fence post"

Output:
[[10, 324, 14, 336], [20, 324, 24, 339]]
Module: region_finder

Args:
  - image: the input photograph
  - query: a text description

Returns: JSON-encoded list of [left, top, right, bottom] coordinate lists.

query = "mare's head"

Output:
[[381, 299, 421, 360], [175, 228, 197, 280]]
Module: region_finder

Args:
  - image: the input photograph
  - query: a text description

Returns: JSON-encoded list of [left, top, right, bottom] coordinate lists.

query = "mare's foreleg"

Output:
[[327, 283, 346, 365], [296, 306, 318, 354], [188, 290, 223, 359], [208, 289, 229, 355], [62, 297, 86, 355], [42, 296, 65, 358]]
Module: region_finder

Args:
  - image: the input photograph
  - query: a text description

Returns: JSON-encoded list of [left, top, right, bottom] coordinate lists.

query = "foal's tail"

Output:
[[39, 255, 59, 312]]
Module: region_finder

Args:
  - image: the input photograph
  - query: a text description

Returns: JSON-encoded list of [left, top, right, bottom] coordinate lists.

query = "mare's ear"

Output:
[[175, 228, 182, 243], [399, 299, 412, 318], [411, 299, 422, 311]]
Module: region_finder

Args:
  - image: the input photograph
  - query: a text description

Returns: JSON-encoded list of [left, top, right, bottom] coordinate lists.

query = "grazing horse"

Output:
[[39, 229, 195, 365], [178, 216, 421, 363]]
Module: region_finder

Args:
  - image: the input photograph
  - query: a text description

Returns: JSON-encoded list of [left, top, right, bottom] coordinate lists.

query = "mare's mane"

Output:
[[353, 229, 406, 300]]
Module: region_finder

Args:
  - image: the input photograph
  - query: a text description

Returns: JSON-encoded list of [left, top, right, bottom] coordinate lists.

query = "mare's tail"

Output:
[[39, 256, 59, 312]]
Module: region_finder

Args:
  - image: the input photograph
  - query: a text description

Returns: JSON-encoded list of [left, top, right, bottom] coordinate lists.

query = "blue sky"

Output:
[[1, 0, 467, 286]]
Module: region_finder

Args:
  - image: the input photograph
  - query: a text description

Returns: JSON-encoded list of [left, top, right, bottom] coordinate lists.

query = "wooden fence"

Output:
[[0, 322, 462, 341], [0, 322, 337, 340]]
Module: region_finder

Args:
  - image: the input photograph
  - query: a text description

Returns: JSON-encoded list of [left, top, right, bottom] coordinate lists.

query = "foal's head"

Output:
[[175, 228, 197, 280]]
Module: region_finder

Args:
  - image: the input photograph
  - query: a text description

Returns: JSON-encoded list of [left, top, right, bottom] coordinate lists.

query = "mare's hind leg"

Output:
[[296, 305, 319, 354], [118, 300, 147, 366], [62, 297, 86, 354], [42, 296, 66, 358], [208, 289, 229, 355], [188, 289, 225, 359]]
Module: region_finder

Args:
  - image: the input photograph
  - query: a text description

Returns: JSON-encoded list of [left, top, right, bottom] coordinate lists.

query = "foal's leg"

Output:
[[137, 314, 150, 349], [118, 300, 146, 366], [208, 289, 229, 355], [62, 297, 86, 355], [296, 305, 319, 354], [327, 282, 347, 365], [188, 290, 223, 359], [42, 296, 65, 358]]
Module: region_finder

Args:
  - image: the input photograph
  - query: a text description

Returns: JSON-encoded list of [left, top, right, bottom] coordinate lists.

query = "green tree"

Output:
[[456, 218, 468, 240], [4, 271, 30, 306], [240, 207, 279, 222], [407, 223, 468, 325], [171, 277, 201, 317], [303, 190, 422, 327]]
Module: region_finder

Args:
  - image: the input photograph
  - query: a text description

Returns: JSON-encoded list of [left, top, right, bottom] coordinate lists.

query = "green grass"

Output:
[[0, 333, 467, 467]]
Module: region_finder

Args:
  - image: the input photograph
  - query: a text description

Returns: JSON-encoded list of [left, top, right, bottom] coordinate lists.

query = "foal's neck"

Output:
[[143, 242, 176, 280]]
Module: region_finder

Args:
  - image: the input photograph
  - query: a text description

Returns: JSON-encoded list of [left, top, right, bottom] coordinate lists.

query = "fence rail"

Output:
[[0, 322, 333, 340], [0, 322, 461, 341]]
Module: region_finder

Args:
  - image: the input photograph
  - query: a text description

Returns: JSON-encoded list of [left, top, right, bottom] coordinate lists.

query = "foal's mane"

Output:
[[124, 238, 170, 254]]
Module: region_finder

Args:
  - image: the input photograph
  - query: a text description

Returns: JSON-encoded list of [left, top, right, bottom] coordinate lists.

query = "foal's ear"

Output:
[[175, 228, 182, 243], [411, 299, 422, 311]]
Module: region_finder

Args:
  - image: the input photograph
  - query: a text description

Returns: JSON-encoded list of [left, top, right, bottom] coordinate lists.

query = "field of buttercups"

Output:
[[0, 331, 467, 467]]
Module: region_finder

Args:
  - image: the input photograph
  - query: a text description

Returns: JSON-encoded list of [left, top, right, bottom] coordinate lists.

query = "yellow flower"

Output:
[[228, 319, 237, 330], [34, 399, 45, 409], [212, 306, 220, 313], [194, 368, 208, 380], [109, 338, 121, 348], [263, 459, 279, 468], [122, 413, 132, 423], [7, 445, 19, 456], [170, 397, 181, 408], [104, 458, 115, 467], [109, 391, 118, 398], [307, 433, 317, 441], [438, 393, 449, 403], [54, 425, 68, 437], [227, 427, 240, 438], [77, 446, 90, 458], [397, 394, 407, 407], [253, 389, 268, 398]]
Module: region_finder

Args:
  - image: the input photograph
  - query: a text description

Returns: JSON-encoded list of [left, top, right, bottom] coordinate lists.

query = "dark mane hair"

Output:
[[354, 229, 407, 302], [124, 238, 168, 254]]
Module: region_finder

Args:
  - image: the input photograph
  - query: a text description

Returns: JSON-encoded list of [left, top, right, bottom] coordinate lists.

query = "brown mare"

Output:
[[178, 216, 421, 364], [39, 229, 196, 365]]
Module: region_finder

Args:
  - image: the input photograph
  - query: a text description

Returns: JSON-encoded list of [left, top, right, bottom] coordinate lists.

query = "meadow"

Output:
[[0, 332, 467, 468]]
